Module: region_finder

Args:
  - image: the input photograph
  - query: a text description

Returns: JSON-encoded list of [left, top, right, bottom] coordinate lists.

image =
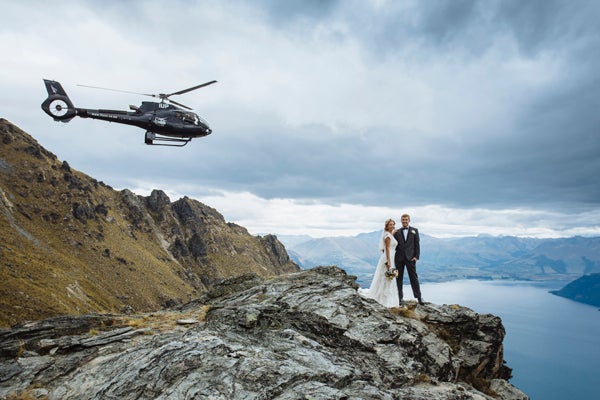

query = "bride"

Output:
[[359, 218, 399, 307]]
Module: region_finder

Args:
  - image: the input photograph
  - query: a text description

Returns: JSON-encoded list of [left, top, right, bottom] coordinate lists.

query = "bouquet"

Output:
[[385, 267, 398, 280]]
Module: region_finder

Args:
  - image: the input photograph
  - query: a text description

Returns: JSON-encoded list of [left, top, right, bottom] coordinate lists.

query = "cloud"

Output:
[[1, 0, 599, 238], [127, 181, 600, 238]]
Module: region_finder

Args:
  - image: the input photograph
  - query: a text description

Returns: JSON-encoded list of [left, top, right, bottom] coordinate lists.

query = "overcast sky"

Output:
[[2, 0, 599, 238]]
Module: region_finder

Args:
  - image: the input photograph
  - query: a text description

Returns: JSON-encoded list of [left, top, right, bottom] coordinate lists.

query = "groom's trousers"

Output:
[[395, 258, 422, 300]]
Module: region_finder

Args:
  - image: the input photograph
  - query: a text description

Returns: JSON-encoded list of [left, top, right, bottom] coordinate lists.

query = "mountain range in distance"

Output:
[[275, 232, 600, 304]]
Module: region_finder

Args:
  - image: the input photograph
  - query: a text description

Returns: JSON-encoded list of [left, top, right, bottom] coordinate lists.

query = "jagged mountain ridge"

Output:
[[0, 119, 298, 327], [282, 231, 600, 284]]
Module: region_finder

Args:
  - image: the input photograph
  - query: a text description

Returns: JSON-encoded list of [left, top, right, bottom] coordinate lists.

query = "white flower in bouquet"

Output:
[[385, 267, 398, 280]]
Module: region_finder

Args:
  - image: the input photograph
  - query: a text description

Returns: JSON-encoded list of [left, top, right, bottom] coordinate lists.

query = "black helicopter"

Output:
[[41, 79, 217, 146]]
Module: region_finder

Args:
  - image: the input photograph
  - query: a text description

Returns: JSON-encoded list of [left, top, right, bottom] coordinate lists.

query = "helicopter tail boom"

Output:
[[41, 79, 77, 122]]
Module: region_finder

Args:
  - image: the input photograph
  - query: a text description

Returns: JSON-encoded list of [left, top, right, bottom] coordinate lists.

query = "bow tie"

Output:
[[401, 227, 408, 230]]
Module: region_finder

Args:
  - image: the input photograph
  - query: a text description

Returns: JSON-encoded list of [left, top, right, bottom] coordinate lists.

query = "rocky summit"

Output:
[[0, 267, 528, 399], [1, 119, 528, 398], [0, 119, 298, 327]]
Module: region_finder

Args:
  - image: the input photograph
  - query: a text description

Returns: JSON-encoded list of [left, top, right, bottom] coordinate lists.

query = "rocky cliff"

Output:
[[0, 119, 298, 327], [0, 266, 528, 399]]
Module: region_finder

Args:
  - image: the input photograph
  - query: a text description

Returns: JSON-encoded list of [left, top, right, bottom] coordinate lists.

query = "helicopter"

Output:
[[41, 79, 217, 146]]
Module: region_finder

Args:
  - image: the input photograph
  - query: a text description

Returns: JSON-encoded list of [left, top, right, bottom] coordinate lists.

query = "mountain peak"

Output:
[[0, 119, 299, 327]]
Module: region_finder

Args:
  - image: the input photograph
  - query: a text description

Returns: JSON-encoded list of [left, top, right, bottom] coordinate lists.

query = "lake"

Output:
[[415, 280, 600, 400]]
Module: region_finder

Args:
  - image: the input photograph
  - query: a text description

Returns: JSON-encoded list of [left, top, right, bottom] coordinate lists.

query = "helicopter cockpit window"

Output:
[[175, 111, 200, 125]]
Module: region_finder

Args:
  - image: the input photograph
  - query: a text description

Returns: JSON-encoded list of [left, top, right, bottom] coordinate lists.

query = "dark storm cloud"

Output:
[[3, 0, 599, 237], [57, 1, 600, 213], [412, 0, 482, 46], [335, 0, 600, 60], [340, 0, 600, 211], [493, 0, 592, 53], [208, 102, 598, 211], [254, 0, 340, 24]]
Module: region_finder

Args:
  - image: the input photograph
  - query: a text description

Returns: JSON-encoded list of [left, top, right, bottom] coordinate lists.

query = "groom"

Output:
[[393, 214, 424, 305]]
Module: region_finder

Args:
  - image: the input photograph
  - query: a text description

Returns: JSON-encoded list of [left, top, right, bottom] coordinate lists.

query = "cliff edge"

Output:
[[0, 266, 528, 399]]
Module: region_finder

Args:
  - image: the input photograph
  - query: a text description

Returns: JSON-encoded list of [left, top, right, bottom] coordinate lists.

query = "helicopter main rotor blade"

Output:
[[167, 80, 217, 97], [167, 98, 193, 110], [78, 79, 217, 107], [77, 84, 154, 97]]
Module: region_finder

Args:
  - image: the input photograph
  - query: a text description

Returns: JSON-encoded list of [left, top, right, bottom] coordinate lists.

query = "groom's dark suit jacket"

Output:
[[394, 227, 420, 261]]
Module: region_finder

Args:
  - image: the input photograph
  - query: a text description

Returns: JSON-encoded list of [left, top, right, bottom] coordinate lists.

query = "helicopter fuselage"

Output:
[[76, 102, 212, 138], [41, 79, 214, 146]]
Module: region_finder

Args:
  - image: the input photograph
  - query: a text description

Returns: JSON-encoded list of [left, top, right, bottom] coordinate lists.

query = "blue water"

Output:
[[418, 280, 600, 400]]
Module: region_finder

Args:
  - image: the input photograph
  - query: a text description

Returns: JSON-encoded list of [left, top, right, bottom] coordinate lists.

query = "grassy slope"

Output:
[[1, 119, 298, 328], [0, 120, 195, 326]]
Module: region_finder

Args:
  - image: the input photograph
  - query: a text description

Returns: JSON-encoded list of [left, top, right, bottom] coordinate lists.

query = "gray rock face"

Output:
[[0, 267, 528, 399]]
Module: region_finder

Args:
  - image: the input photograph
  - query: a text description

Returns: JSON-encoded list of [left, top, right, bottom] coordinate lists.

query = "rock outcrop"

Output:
[[0, 118, 299, 327], [0, 267, 528, 399]]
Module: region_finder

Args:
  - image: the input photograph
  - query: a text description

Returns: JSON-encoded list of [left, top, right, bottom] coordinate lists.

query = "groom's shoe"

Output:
[[418, 298, 425, 305]]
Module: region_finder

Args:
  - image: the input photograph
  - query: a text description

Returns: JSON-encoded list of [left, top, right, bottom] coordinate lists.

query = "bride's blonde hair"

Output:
[[384, 218, 395, 231]]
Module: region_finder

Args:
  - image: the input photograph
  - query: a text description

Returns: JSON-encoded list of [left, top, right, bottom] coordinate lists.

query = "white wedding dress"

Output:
[[359, 231, 399, 307]]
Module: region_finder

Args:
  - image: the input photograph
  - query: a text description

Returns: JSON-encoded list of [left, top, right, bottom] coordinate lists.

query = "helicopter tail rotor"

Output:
[[41, 79, 77, 122]]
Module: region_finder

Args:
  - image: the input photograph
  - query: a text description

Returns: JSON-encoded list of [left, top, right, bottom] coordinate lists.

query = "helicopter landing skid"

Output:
[[145, 132, 192, 147]]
